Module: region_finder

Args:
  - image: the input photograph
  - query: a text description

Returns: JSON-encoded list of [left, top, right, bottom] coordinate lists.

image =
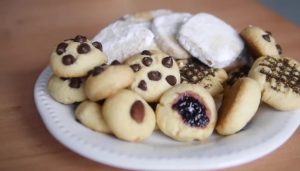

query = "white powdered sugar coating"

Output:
[[152, 13, 192, 59], [93, 20, 155, 63], [177, 13, 244, 68]]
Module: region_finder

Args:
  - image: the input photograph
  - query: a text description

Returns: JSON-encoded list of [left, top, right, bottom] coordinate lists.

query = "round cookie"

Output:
[[50, 35, 108, 77], [216, 77, 261, 135], [85, 64, 134, 101], [75, 101, 111, 133], [177, 58, 228, 97], [102, 89, 156, 142], [92, 19, 157, 63], [156, 84, 217, 141], [47, 75, 86, 104], [177, 13, 244, 68], [248, 56, 300, 111], [125, 50, 180, 102], [240, 26, 282, 59], [151, 12, 192, 59]]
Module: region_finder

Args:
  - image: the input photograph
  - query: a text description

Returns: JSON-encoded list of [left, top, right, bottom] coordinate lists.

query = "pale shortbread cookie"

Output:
[[224, 48, 253, 72], [177, 58, 228, 97], [248, 56, 300, 111], [216, 77, 261, 135], [125, 50, 180, 102], [75, 101, 111, 133], [151, 13, 192, 59], [50, 35, 107, 77], [102, 89, 156, 142], [122, 9, 173, 22], [156, 84, 217, 141], [47, 75, 86, 104], [85, 64, 134, 101], [240, 26, 282, 59], [92, 20, 157, 63], [177, 13, 244, 68]]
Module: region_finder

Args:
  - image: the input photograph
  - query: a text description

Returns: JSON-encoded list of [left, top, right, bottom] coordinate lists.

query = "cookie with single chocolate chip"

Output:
[[102, 89, 156, 142], [240, 26, 282, 59], [248, 56, 300, 111], [75, 101, 111, 133], [85, 64, 134, 101], [47, 75, 86, 104], [125, 50, 180, 102], [50, 35, 107, 77], [216, 77, 261, 135], [177, 58, 228, 97], [156, 83, 217, 141]]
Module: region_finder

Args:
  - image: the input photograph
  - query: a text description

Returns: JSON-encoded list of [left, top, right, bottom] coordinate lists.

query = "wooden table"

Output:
[[1, 0, 299, 170]]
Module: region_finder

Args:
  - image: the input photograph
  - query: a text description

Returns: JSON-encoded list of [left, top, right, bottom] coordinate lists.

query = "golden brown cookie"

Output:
[[216, 77, 261, 135], [102, 89, 156, 142], [240, 26, 282, 59], [75, 101, 111, 133], [85, 64, 134, 101], [50, 35, 107, 77], [177, 58, 228, 97], [248, 56, 300, 111]]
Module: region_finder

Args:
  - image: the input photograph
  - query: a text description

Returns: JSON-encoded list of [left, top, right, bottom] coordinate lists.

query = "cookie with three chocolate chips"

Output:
[[177, 57, 228, 97], [50, 35, 107, 77], [249, 55, 300, 111]]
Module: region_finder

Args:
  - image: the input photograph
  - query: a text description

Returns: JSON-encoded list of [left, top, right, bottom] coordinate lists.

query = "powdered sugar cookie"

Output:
[[93, 20, 157, 63], [151, 13, 192, 59], [177, 13, 244, 68]]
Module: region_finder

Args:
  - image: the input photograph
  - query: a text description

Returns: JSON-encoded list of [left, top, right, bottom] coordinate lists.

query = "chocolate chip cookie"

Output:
[[125, 50, 180, 102], [50, 35, 107, 77]]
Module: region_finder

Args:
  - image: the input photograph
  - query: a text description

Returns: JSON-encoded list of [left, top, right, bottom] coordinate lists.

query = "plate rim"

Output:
[[34, 66, 300, 170]]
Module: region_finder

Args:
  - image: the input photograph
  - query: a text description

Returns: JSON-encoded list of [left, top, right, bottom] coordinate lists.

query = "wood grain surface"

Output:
[[0, 0, 299, 170]]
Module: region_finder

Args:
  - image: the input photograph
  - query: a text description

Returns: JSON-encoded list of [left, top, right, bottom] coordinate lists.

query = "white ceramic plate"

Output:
[[34, 67, 300, 171]]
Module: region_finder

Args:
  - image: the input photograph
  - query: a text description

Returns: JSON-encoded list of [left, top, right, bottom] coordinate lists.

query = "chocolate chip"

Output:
[[162, 56, 173, 68], [111, 60, 121, 65], [69, 78, 82, 88], [148, 71, 162, 81], [166, 75, 177, 86], [62, 55, 76, 65], [74, 35, 87, 43], [276, 44, 282, 54], [142, 57, 153, 66], [130, 64, 141, 72], [91, 66, 105, 76], [130, 100, 145, 123], [262, 34, 271, 42], [92, 41, 103, 51], [141, 50, 151, 56], [138, 80, 147, 91], [77, 43, 91, 54], [265, 30, 272, 35], [56, 42, 68, 55]]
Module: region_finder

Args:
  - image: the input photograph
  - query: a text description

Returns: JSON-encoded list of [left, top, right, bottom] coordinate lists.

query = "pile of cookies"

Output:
[[47, 10, 300, 142]]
